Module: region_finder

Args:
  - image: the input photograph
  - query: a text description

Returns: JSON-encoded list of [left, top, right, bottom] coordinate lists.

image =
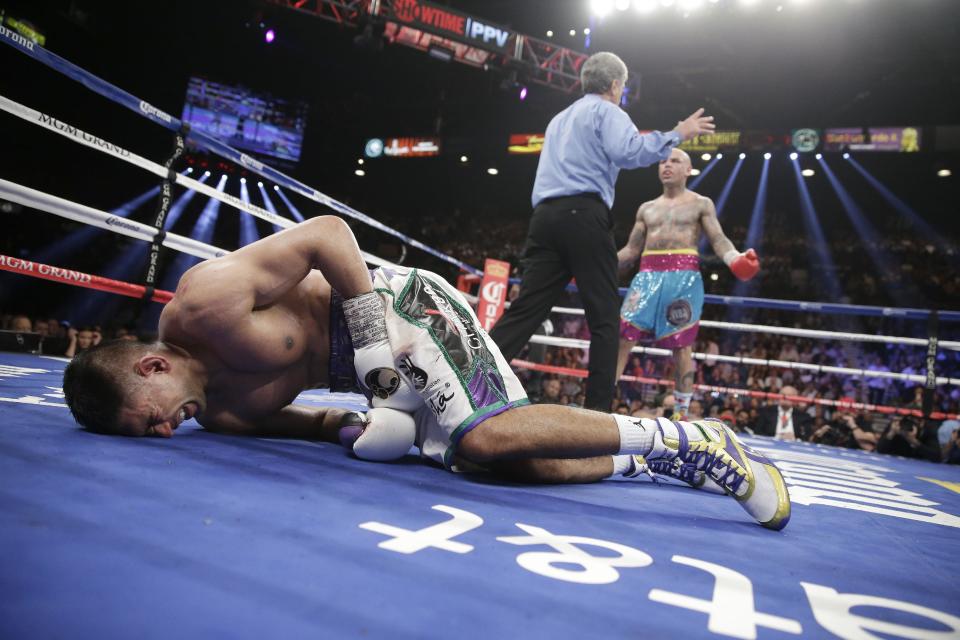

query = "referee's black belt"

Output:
[[537, 192, 607, 209]]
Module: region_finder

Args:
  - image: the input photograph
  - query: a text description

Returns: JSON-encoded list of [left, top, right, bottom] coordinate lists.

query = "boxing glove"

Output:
[[342, 291, 421, 411], [723, 248, 760, 281], [338, 408, 417, 461]]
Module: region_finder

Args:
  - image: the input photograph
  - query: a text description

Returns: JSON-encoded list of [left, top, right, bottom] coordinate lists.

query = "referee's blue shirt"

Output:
[[531, 93, 682, 210]]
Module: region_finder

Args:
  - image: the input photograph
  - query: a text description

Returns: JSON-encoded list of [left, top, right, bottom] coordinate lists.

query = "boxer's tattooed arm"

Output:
[[699, 197, 736, 259], [618, 204, 649, 274]]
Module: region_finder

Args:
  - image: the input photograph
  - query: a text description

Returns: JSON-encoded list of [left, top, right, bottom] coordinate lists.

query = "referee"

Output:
[[489, 51, 715, 411]]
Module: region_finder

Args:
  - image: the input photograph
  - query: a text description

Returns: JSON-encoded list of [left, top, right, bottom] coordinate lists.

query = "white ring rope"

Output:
[[526, 334, 960, 386], [0, 94, 391, 268], [0, 178, 225, 261]]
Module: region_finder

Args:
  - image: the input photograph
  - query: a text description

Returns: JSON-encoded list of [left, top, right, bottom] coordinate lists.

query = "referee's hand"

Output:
[[674, 108, 716, 141]]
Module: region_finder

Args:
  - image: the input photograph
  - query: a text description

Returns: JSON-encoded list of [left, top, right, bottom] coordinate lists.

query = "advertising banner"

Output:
[[476, 258, 511, 331]]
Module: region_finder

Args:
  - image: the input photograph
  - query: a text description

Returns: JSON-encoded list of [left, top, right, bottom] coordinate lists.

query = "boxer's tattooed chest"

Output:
[[285, 336, 295, 350], [643, 200, 702, 250]]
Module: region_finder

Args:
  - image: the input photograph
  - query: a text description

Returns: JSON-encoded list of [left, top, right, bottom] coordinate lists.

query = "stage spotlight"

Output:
[[591, 0, 614, 16], [739, 152, 746, 159], [355, 169, 366, 177], [715, 153, 723, 159], [185, 167, 193, 174], [204, 170, 211, 177], [815, 153, 822, 160], [569, 29, 577, 36], [487, 168, 499, 175], [801, 169, 815, 177], [789, 152, 798, 160], [690, 168, 701, 176], [763, 152, 772, 160], [460, 155, 469, 163], [257, 181, 264, 187], [519, 86, 528, 100], [546, 30, 554, 37], [843, 152, 850, 159], [584, 28, 591, 34], [937, 169, 952, 178], [264, 29, 275, 44], [240, 177, 246, 184], [710, 273, 719, 281], [358, 158, 364, 165], [701, 153, 711, 161], [274, 185, 279, 191]]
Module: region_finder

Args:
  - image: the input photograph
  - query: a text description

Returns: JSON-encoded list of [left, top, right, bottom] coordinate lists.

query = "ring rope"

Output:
[[0, 178, 226, 261], [511, 359, 960, 421], [0, 32, 482, 276], [461, 293, 960, 351], [0, 255, 173, 304], [526, 334, 960, 386]]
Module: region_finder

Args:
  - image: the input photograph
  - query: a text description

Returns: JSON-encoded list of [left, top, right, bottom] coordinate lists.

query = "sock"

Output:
[[610, 455, 633, 477], [674, 391, 693, 416], [614, 414, 657, 455]]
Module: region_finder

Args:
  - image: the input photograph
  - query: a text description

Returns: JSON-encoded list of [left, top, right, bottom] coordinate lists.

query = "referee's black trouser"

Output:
[[490, 195, 619, 412]]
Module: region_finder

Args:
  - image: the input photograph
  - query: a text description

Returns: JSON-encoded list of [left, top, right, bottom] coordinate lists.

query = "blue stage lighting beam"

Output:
[[256, 182, 285, 233], [791, 159, 844, 301], [846, 156, 952, 256], [729, 156, 770, 315], [238, 179, 261, 247], [688, 156, 719, 190], [699, 156, 744, 252], [273, 186, 305, 223], [818, 157, 909, 305]]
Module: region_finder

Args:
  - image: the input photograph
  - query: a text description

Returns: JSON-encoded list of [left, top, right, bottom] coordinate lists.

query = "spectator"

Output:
[[754, 385, 813, 441], [877, 417, 941, 462]]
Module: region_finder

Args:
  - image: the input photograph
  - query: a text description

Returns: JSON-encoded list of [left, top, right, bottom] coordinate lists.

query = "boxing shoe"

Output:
[[625, 454, 725, 494], [646, 418, 792, 530]]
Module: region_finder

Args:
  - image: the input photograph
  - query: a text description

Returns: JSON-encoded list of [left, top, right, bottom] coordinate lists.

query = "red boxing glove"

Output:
[[724, 249, 760, 281]]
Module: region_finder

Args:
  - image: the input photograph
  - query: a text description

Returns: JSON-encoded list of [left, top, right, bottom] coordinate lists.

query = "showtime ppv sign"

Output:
[[476, 259, 510, 331], [388, 0, 514, 52]]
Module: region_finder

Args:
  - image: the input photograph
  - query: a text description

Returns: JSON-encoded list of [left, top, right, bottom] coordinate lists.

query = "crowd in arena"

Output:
[[2, 202, 958, 464]]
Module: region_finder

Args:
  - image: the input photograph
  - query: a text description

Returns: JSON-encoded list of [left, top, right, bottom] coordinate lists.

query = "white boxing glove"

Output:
[[338, 408, 417, 461], [342, 291, 421, 411]]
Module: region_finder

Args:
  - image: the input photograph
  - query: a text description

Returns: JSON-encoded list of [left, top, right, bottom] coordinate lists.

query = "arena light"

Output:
[[817, 155, 905, 304], [815, 153, 822, 160], [460, 155, 469, 163], [938, 169, 952, 178], [690, 168, 701, 176], [238, 173, 260, 247], [730, 154, 769, 316], [689, 156, 719, 189], [257, 181, 264, 187], [584, 28, 591, 35], [569, 29, 577, 36], [272, 184, 304, 222], [487, 168, 499, 175], [264, 29, 275, 44], [256, 179, 287, 232], [185, 167, 193, 174], [847, 156, 945, 252], [710, 273, 719, 281], [801, 168, 815, 177], [355, 169, 366, 177], [357, 158, 364, 165], [739, 152, 746, 159], [204, 170, 211, 177], [591, 0, 615, 17], [843, 152, 850, 159], [763, 152, 772, 160], [792, 160, 843, 300], [789, 152, 798, 160], [701, 153, 711, 161], [519, 86, 528, 101], [715, 153, 723, 159], [546, 30, 554, 37]]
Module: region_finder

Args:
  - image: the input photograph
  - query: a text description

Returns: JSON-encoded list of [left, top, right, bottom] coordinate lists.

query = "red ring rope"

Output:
[[0, 254, 173, 304]]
